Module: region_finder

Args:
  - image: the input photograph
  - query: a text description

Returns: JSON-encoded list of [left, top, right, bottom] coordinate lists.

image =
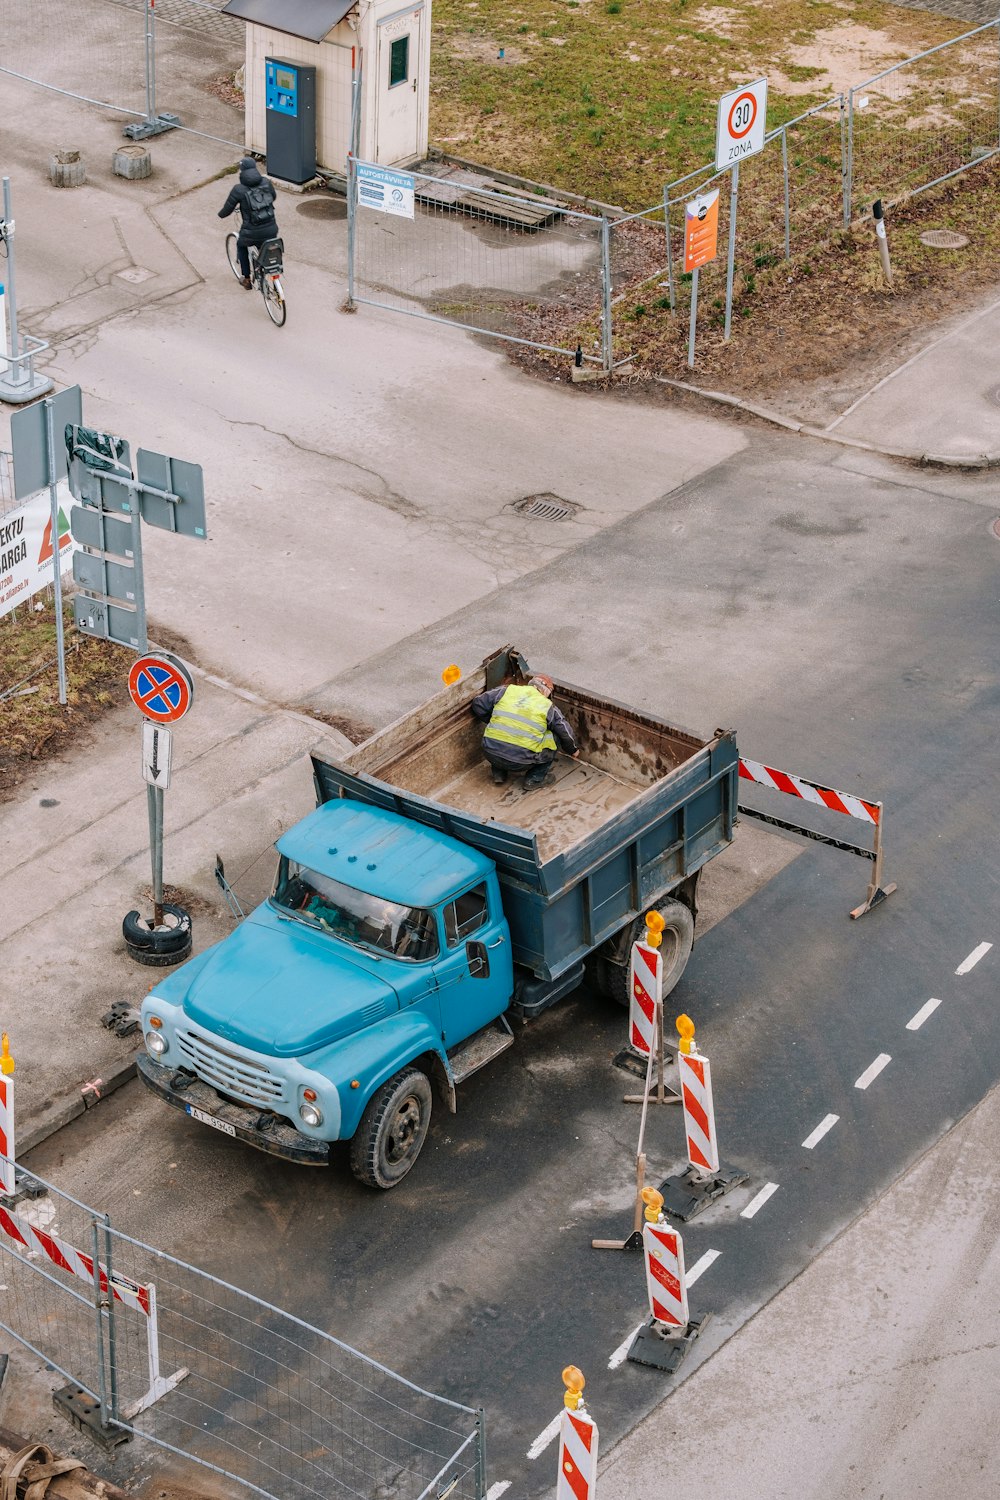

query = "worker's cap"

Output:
[[530, 674, 555, 693], [240, 156, 258, 171]]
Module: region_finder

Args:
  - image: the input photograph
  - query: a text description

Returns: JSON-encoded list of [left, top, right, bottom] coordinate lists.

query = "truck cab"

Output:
[[139, 799, 513, 1186]]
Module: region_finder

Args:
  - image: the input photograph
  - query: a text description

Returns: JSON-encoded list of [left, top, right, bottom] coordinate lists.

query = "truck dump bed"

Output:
[[312, 648, 737, 984]]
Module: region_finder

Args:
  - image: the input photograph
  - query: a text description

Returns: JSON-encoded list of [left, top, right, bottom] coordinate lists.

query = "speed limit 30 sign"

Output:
[[716, 79, 768, 172]]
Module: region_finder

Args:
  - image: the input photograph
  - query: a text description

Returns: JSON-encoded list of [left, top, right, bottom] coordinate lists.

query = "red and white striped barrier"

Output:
[[738, 758, 879, 824], [0, 1204, 187, 1418], [629, 942, 661, 1056], [0, 1074, 14, 1199], [678, 1048, 719, 1175], [556, 1406, 599, 1500], [643, 1217, 689, 1329]]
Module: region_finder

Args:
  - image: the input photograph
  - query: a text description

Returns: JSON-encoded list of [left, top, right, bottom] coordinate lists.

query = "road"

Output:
[[19, 433, 1000, 1497]]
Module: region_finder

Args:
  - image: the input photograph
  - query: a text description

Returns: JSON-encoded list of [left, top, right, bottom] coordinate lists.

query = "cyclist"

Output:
[[218, 157, 279, 289]]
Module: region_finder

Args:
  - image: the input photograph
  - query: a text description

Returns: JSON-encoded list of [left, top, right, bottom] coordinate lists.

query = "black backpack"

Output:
[[246, 183, 272, 227]]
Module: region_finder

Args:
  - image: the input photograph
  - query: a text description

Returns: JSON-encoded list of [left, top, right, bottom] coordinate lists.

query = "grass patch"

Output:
[[431, 0, 968, 207], [0, 601, 129, 799]]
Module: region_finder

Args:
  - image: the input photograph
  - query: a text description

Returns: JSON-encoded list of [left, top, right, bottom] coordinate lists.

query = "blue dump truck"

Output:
[[138, 647, 738, 1188]]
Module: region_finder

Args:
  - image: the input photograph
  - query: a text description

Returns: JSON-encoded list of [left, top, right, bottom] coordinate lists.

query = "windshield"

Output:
[[270, 858, 439, 962]]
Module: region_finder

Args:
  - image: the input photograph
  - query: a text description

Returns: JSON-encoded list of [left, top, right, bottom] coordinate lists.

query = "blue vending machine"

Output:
[[265, 58, 317, 184]]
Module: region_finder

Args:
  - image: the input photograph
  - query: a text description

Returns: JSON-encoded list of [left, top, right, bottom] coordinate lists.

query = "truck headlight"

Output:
[[299, 1102, 323, 1128], [145, 1031, 168, 1057]]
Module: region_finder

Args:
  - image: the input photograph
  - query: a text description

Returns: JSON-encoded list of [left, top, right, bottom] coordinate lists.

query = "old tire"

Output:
[[599, 898, 695, 1007], [122, 903, 192, 953], [350, 1068, 432, 1189], [125, 932, 193, 967]]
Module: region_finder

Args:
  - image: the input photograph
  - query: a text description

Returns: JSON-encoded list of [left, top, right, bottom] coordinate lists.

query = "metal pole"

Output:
[[600, 215, 613, 371], [663, 185, 676, 310], [840, 94, 850, 228], [90, 1219, 111, 1431], [346, 154, 356, 309], [43, 398, 68, 706], [723, 161, 739, 341], [845, 89, 855, 227], [687, 265, 699, 368], [145, 0, 156, 126], [474, 1407, 487, 1500], [153, 784, 164, 927], [781, 128, 791, 260], [102, 1214, 120, 1424], [3, 178, 21, 385], [129, 492, 148, 653]]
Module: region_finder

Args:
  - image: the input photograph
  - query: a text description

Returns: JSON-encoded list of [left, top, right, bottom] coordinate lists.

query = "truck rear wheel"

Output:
[[350, 1068, 432, 1189], [597, 898, 695, 1007]]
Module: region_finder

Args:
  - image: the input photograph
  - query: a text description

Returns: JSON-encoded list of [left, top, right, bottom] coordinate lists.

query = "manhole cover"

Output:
[[510, 493, 578, 522], [116, 266, 155, 284], [296, 196, 348, 220], [919, 229, 969, 249], [991, 517, 1000, 541]]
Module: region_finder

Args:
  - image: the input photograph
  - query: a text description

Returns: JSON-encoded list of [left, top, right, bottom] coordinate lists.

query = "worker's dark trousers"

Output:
[[482, 744, 556, 776]]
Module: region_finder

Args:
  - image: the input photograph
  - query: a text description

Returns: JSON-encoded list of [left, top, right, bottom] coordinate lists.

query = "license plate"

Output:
[[187, 1104, 236, 1137]]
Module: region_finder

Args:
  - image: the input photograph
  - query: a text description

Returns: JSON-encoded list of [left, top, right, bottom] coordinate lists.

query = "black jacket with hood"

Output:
[[218, 158, 279, 247]]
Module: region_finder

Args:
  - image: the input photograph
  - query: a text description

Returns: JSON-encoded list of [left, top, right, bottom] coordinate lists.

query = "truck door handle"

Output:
[[487, 937, 505, 948]]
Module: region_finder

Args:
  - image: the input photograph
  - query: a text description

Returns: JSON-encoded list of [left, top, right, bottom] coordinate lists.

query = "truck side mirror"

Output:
[[466, 940, 490, 979]]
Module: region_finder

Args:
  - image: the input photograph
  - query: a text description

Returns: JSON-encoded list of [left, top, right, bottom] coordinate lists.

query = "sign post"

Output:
[[128, 653, 193, 927], [683, 189, 720, 369], [715, 79, 768, 341]]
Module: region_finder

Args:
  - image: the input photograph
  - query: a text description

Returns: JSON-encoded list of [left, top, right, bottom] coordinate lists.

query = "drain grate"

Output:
[[919, 229, 969, 249], [511, 493, 577, 522]]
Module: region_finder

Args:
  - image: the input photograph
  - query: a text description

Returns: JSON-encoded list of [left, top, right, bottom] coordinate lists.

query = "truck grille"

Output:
[[177, 1029, 287, 1107]]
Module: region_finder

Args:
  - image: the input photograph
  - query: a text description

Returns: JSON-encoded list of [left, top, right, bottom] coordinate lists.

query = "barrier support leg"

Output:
[[623, 1004, 679, 1107], [592, 1152, 646, 1251], [850, 802, 897, 919], [659, 1161, 749, 1222], [121, 1284, 189, 1420]]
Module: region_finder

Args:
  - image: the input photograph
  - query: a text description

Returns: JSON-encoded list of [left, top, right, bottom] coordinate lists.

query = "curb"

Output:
[[19, 1057, 139, 1158], [654, 376, 999, 470]]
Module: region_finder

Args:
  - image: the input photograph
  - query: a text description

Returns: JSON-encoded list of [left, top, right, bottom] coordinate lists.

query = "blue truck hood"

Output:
[[179, 905, 400, 1057]]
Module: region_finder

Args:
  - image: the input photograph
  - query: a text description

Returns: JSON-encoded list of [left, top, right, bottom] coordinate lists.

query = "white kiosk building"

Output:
[[223, 0, 431, 172]]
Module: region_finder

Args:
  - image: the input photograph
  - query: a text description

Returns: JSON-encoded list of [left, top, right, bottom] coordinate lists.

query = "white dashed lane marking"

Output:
[[956, 942, 992, 976], [740, 1183, 779, 1220], [907, 997, 941, 1031], [608, 1325, 644, 1370], [855, 1053, 891, 1090], [526, 1413, 562, 1460], [486, 1482, 511, 1499], [802, 1113, 839, 1150]]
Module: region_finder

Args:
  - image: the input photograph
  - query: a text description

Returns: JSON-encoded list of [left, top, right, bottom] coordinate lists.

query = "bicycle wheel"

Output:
[[262, 273, 286, 327], [225, 233, 242, 280]]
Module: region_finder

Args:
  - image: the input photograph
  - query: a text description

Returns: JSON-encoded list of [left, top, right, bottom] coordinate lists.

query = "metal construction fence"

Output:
[[349, 18, 1000, 371], [0, 1164, 486, 1500], [0, 0, 246, 150]]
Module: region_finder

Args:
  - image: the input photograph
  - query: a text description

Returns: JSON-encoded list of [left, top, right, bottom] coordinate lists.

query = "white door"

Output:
[[375, 8, 423, 164]]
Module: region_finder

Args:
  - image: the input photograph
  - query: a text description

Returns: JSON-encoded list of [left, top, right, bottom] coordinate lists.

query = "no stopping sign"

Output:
[[716, 78, 768, 171]]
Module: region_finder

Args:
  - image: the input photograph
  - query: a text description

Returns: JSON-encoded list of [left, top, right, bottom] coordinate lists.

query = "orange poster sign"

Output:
[[683, 190, 720, 273]]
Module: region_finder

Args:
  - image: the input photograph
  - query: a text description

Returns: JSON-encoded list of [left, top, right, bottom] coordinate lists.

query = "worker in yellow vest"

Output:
[[471, 673, 579, 789]]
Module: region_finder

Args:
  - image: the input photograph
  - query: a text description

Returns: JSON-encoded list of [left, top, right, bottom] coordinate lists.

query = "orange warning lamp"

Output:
[[644, 910, 665, 949], [676, 1014, 695, 1054], [562, 1365, 585, 1410], [641, 1186, 664, 1223], [441, 664, 461, 686], [0, 1034, 14, 1078]]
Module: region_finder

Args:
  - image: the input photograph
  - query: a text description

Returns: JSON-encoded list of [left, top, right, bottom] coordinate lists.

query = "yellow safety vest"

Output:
[[484, 685, 557, 754]]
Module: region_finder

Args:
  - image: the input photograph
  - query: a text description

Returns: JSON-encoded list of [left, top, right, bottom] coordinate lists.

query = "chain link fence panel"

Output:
[[0, 1166, 485, 1500], [848, 18, 1000, 215], [349, 161, 608, 363]]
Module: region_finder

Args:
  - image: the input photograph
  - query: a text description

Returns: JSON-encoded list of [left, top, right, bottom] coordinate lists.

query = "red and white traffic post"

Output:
[[658, 1015, 747, 1221], [556, 1366, 599, 1500], [593, 914, 678, 1252], [626, 1188, 710, 1373], [0, 1033, 15, 1197]]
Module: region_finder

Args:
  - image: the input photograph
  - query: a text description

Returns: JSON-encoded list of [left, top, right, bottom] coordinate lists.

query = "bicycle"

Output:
[[226, 234, 286, 327]]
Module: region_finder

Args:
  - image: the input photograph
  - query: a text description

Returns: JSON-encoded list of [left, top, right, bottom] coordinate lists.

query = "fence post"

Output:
[[346, 155, 357, 310], [663, 186, 675, 311], [723, 162, 739, 341], [781, 128, 791, 260], [600, 216, 613, 371], [844, 90, 854, 226], [145, 0, 156, 129], [474, 1407, 487, 1499]]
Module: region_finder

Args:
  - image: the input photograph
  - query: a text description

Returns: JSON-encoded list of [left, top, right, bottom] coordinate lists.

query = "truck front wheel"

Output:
[[350, 1068, 433, 1189], [595, 898, 695, 1007]]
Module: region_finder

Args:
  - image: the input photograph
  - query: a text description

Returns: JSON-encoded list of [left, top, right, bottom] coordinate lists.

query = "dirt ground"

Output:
[[509, 159, 1000, 427]]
